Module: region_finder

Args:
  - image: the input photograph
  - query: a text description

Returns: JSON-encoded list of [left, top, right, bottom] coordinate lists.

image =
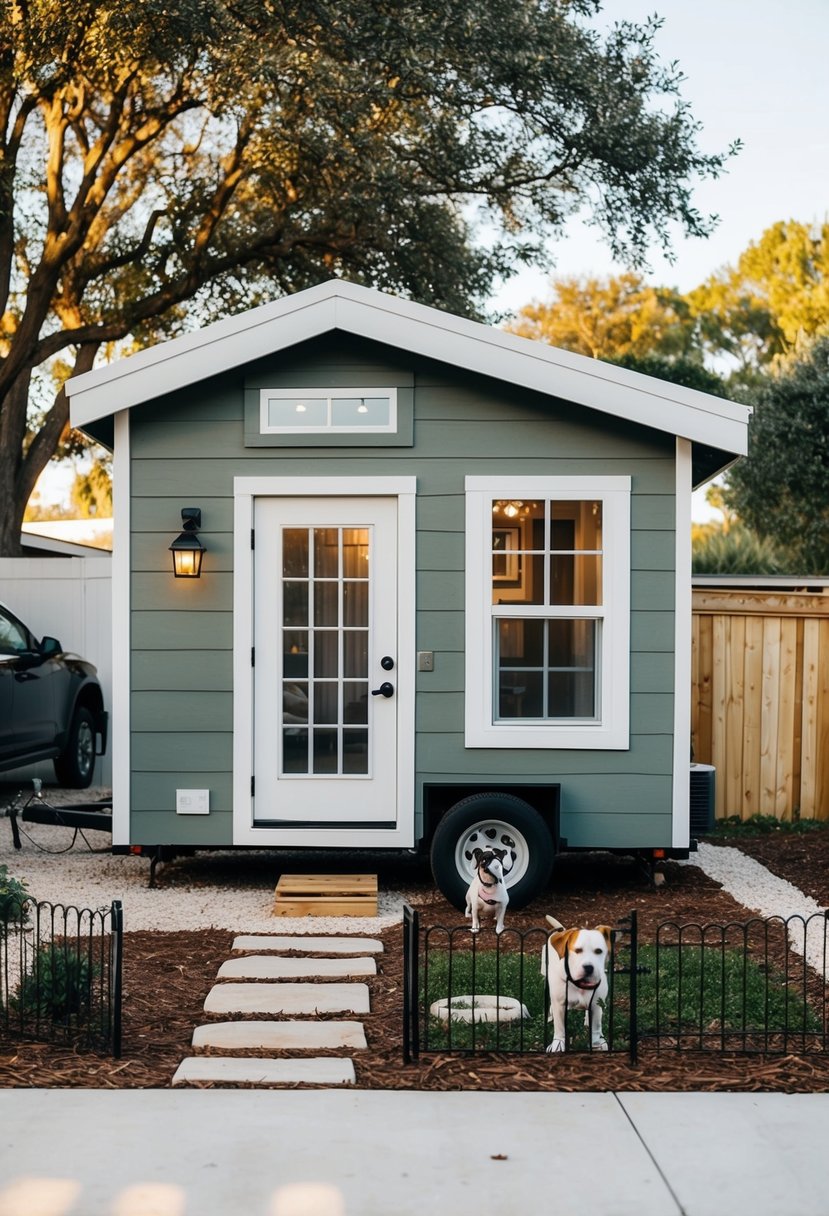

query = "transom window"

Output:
[[260, 388, 397, 435], [466, 477, 630, 750]]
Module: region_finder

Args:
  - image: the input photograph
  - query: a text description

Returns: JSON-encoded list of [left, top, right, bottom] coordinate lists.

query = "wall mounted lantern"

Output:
[[169, 507, 205, 578]]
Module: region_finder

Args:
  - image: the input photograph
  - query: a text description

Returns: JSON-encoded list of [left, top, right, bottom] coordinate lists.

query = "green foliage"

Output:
[[9, 944, 99, 1023], [725, 339, 829, 573], [508, 273, 698, 360], [69, 459, 113, 519], [708, 815, 828, 838], [421, 937, 818, 1052], [0, 865, 29, 924], [637, 944, 819, 1040], [691, 525, 789, 575], [1, 0, 738, 552], [611, 353, 729, 397], [688, 220, 829, 371]]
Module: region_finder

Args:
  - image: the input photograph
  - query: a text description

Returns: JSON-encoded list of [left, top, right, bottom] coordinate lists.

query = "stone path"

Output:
[[172, 934, 383, 1088]]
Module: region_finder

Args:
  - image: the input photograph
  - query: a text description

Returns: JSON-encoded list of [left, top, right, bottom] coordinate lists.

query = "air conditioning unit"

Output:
[[690, 763, 716, 836]]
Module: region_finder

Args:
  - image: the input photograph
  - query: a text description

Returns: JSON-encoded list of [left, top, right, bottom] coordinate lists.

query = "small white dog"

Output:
[[540, 914, 612, 1053], [465, 847, 510, 935]]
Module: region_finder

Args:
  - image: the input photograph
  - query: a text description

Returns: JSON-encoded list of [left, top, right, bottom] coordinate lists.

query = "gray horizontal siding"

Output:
[[128, 333, 680, 847]]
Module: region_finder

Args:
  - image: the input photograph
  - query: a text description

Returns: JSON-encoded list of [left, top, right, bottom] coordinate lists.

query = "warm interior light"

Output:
[[169, 508, 204, 578], [357, 403, 368, 413]]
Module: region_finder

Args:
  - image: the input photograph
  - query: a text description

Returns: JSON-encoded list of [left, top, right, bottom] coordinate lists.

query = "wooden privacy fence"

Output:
[[692, 588, 829, 822]]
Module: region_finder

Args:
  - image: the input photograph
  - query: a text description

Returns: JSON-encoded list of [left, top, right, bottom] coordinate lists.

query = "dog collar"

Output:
[[478, 894, 500, 905]]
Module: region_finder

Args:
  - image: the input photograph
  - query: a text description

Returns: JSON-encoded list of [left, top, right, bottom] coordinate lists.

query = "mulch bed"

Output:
[[1, 847, 828, 1091]]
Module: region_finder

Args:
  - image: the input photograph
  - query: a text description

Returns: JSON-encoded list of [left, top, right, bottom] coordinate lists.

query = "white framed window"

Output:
[[259, 387, 398, 435], [465, 476, 631, 749]]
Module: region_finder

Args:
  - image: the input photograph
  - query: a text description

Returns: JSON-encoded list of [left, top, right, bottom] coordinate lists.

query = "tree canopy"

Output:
[[0, 0, 737, 552], [508, 272, 698, 361], [725, 338, 829, 574], [687, 221, 829, 372]]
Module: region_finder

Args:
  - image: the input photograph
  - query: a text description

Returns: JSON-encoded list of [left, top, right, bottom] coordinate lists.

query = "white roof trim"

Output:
[[67, 280, 750, 455]]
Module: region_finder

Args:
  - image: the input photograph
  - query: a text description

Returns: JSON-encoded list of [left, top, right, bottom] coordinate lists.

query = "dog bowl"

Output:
[[429, 995, 530, 1024]]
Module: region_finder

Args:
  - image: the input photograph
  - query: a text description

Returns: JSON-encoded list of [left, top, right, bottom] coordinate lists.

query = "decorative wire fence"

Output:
[[0, 897, 123, 1058], [403, 905, 829, 1064]]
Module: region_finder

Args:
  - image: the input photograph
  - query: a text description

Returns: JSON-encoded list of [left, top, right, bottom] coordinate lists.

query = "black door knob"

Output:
[[371, 682, 395, 698], [380, 656, 395, 671]]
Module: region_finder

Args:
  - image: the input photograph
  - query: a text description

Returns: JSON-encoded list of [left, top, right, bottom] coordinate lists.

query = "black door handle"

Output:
[[371, 682, 395, 698]]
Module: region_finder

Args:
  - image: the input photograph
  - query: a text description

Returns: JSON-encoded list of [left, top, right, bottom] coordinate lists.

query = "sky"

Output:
[[35, 0, 829, 518], [490, 0, 829, 314], [486, 0, 829, 522]]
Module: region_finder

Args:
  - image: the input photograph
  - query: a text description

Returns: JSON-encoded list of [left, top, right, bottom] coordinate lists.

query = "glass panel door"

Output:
[[254, 497, 398, 824]]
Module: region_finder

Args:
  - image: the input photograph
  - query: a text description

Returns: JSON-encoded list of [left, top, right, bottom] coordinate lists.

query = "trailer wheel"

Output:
[[430, 792, 554, 911]]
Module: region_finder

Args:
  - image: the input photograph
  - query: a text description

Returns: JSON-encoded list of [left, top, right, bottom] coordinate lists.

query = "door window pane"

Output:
[[283, 681, 308, 724], [344, 632, 368, 678], [343, 729, 369, 773], [283, 729, 308, 773], [313, 728, 338, 774], [314, 528, 339, 577], [283, 583, 308, 627], [313, 582, 338, 626], [282, 529, 309, 577], [283, 632, 308, 677], [343, 682, 369, 724], [313, 631, 338, 678], [343, 581, 368, 627], [342, 529, 369, 576], [313, 682, 338, 725]]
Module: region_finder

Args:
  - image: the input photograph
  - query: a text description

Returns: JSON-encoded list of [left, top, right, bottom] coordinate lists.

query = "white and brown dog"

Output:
[[540, 914, 612, 1053], [465, 847, 510, 935]]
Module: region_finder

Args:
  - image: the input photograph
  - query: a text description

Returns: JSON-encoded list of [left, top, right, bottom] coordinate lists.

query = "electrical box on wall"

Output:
[[176, 789, 210, 815]]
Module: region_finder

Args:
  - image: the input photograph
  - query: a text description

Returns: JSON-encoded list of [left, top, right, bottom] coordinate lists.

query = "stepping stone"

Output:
[[192, 1020, 367, 1051], [217, 955, 376, 980], [172, 1056, 356, 1087], [204, 982, 371, 1016], [232, 935, 383, 954]]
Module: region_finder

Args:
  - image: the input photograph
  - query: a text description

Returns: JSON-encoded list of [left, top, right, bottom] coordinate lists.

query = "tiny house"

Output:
[[68, 282, 750, 906]]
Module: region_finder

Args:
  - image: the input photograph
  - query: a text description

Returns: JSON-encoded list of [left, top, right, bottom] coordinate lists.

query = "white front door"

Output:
[[253, 496, 399, 825]]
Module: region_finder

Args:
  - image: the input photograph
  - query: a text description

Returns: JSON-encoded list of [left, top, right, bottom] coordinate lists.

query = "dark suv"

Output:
[[0, 602, 108, 788]]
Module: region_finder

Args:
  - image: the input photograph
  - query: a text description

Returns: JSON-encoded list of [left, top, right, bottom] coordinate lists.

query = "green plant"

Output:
[[0, 864, 29, 924], [10, 943, 100, 1023], [708, 814, 829, 839], [638, 943, 819, 1041]]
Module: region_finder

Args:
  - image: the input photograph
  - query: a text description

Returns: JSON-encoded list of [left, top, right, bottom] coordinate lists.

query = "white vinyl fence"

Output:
[[0, 555, 112, 786]]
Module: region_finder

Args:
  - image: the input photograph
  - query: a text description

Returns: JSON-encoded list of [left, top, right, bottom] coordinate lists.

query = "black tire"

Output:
[[430, 792, 555, 910], [54, 705, 96, 788]]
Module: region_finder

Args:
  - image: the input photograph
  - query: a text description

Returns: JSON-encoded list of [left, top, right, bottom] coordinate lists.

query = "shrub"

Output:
[[0, 864, 29, 924], [9, 943, 99, 1023]]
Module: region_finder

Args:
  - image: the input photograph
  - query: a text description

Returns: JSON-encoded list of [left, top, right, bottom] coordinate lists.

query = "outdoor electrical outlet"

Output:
[[417, 651, 434, 672], [176, 789, 210, 815]]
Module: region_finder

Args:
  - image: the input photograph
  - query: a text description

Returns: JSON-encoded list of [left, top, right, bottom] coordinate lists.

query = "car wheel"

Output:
[[54, 706, 96, 788], [430, 792, 555, 911]]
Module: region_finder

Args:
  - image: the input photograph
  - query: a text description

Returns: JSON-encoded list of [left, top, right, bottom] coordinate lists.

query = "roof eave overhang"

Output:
[[68, 281, 750, 463]]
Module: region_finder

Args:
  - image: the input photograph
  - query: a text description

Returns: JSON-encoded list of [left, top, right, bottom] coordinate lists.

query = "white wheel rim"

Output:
[[454, 818, 530, 889]]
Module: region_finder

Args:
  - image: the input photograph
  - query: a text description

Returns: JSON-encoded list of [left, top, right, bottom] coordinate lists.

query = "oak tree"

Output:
[[0, 0, 737, 552]]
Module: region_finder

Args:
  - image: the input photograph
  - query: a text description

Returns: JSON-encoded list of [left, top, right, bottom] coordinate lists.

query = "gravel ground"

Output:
[[2, 783, 825, 945], [684, 842, 828, 978]]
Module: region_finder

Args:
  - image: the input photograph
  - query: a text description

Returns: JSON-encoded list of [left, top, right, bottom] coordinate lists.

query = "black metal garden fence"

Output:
[[0, 896, 123, 1058], [402, 905, 829, 1064]]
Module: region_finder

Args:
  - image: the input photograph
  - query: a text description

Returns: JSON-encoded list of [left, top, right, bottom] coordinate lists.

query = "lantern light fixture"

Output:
[[169, 507, 205, 578]]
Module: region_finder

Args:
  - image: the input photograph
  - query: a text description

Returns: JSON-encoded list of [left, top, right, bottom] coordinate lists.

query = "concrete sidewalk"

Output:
[[1, 1090, 828, 1216]]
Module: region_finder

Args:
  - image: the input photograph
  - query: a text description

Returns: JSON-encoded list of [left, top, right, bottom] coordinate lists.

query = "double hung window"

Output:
[[465, 477, 630, 749]]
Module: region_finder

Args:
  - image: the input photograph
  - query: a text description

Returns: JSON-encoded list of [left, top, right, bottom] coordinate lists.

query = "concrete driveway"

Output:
[[1, 1090, 828, 1216]]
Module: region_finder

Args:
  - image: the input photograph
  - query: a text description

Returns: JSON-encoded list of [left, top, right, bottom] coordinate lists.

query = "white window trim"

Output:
[[259, 387, 398, 435], [465, 475, 631, 750]]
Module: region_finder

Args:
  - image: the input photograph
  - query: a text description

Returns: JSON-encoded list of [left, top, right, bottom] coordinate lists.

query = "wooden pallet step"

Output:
[[273, 873, 378, 917]]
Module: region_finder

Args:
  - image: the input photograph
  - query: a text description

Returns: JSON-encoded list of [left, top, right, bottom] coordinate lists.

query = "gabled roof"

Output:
[[68, 279, 750, 483]]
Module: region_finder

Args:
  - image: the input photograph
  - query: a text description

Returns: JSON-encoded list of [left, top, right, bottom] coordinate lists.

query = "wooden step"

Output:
[[273, 873, 378, 917]]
